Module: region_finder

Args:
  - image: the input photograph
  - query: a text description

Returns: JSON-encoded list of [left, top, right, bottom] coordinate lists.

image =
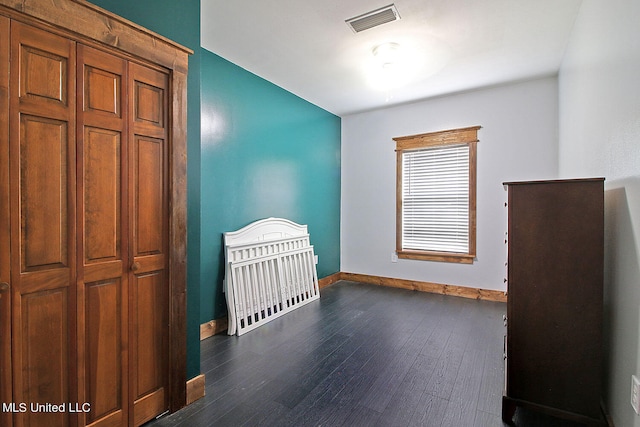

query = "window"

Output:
[[393, 126, 480, 264]]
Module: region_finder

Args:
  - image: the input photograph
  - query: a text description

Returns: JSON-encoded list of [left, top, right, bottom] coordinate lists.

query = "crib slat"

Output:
[[300, 250, 311, 299], [308, 249, 319, 297], [282, 254, 293, 308], [293, 252, 304, 303], [243, 265, 253, 326], [249, 262, 260, 322], [257, 260, 269, 318], [266, 258, 278, 313], [262, 259, 274, 316]]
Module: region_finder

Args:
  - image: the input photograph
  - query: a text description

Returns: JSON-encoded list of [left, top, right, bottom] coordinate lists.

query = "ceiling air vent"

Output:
[[346, 4, 401, 33]]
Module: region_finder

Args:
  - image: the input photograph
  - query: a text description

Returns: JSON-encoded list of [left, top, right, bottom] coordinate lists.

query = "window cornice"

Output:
[[393, 125, 481, 151]]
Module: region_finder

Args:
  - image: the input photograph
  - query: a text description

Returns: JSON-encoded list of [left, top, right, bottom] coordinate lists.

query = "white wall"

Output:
[[341, 77, 559, 292], [558, 0, 640, 426]]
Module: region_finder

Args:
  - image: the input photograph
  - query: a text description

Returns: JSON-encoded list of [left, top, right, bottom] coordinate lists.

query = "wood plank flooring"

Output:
[[147, 280, 588, 427]]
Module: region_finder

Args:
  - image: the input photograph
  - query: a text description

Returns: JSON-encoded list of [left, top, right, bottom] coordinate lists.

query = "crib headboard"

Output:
[[223, 218, 320, 335]]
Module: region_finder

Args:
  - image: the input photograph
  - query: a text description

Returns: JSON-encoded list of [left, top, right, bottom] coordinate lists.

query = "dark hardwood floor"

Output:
[[147, 280, 589, 427]]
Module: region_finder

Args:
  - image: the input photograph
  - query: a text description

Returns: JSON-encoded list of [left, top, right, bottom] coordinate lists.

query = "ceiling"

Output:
[[201, 0, 583, 116]]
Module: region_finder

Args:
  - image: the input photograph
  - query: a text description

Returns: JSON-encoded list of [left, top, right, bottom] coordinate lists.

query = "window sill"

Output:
[[397, 250, 475, 264]]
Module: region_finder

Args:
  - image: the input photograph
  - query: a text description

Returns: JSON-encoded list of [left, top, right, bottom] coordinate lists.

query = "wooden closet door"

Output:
[[128, 62, 170, 426], [77, 45, 129, 427], [9, 22, 76, 427], [0, 3, 188, 425], [0, 14, 11, 427]]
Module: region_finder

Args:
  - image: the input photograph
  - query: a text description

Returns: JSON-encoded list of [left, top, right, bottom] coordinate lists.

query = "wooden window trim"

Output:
[[394, 126, 480, 264]]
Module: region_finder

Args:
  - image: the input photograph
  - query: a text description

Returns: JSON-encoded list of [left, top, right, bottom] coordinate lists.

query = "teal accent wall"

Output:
[[86, 0, 341, 381], [90, 0, 202, 379], [200, 50, 341, 322]]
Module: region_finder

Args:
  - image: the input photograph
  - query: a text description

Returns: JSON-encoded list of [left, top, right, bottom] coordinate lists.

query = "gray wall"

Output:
[[558, 0, 640, 425], [341, 77, 559, 292]]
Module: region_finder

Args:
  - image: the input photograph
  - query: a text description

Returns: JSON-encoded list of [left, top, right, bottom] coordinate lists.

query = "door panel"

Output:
[[134, 136, 163, 255], [20, 116, 69, 271], [129, 62, 169, 426], [77, 45, 128, 427], [84, 279, 122, 426], [135, 272, 166, 397], [133, 80, 164, 129], [22, 47, 66, 102], [21, 290, 69, 427], [83, 127, 121, 263], [84, 66, 121, 117], [10, 22, 76, 427], [15, 23, 71, 119], [132, 271, 167, 427]]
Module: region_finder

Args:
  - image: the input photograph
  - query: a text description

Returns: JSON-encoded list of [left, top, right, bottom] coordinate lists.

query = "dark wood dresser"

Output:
[[502, 178, 606, 425]]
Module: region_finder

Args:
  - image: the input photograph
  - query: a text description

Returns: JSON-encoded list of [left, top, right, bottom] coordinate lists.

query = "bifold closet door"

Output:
[[77, 44, 129, 427], [78, 49, 171, 426], [3, 17, 172, 427], [128, 62, 170, 426], [9, 21, 77, 427]]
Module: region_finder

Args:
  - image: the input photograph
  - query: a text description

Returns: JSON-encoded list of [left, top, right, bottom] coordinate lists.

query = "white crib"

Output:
[[223, 218, 320, 335]]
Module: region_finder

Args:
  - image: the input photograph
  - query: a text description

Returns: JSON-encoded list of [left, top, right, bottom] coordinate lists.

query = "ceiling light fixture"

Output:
[[372, 42, 402, 68], [368, 42, 406, 96]]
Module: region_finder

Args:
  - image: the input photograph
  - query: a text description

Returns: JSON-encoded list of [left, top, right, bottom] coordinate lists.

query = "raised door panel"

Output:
[[20, 290, 69, 427], [132, 271, 167, 426], [83, 127, 121, 263], [134, 136, 164, 255], [20, 117, 69, 271], [14, 23, 71, 119], [9, 22, 76, 427], [129, 62, 169, 426], [84, 279, 122, 426], [77, 44, 128, 427]]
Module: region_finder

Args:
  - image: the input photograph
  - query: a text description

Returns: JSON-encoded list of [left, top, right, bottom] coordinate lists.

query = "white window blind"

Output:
[[402, 143, 470, 253]]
